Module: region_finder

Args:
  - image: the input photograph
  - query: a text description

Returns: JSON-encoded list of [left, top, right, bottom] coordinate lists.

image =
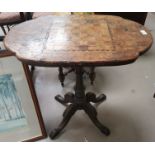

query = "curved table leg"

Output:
[[49, 104, 77, 139], [84, 103, 110, 136]]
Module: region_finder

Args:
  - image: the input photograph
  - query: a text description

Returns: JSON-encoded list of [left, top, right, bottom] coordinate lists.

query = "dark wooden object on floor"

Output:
[[4, 15, 153, 139]]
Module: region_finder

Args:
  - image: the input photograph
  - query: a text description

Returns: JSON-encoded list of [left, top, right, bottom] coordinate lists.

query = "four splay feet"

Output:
[[51, 91, 109, 139]]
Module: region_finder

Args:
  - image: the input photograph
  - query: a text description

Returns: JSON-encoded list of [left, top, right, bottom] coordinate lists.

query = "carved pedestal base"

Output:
[[50, 66, 110, 139]]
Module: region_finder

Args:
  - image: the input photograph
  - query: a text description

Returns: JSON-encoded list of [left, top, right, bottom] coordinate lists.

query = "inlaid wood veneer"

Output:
[[4, 15, 153, 67]]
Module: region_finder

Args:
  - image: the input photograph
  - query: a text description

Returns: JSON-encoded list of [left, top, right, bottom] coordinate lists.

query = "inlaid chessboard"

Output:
[[4, 15, 153, 66], [46, 18, 113, 51]]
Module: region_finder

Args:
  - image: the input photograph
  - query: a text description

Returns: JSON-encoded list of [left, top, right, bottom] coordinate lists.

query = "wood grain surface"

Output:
[[4, 15, 153, 67]]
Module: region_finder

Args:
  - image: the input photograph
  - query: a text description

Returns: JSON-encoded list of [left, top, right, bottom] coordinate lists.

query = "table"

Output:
[[4, 15, 153, 139]]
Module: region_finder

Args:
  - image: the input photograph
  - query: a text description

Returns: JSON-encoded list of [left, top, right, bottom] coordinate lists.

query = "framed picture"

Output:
[[0, 51, 47, 141]]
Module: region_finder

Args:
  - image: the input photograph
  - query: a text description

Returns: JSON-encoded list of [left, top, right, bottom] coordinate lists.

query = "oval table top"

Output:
[[4, 15, 153, 67]]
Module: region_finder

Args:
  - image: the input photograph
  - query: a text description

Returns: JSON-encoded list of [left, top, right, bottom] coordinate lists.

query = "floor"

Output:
[[1, 13, 155, 142]]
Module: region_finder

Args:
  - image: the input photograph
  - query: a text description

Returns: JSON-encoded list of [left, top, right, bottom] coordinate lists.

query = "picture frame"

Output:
[[0, 51, 47, 141]]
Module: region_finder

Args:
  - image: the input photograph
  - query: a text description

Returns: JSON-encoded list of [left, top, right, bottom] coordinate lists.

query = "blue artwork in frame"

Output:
[[0, 51, 46, 141], [0, 74, 27, 132]]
